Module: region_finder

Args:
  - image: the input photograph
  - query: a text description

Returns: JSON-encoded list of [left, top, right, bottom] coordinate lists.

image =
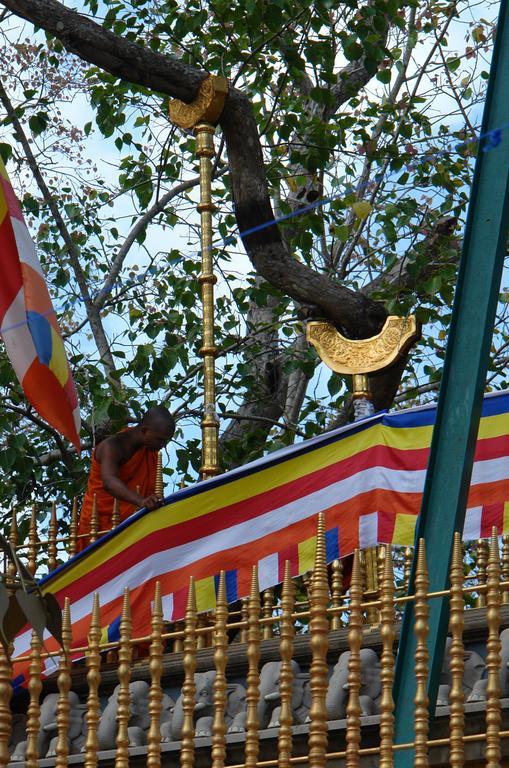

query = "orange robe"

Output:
[[77, 445, 157, 551]]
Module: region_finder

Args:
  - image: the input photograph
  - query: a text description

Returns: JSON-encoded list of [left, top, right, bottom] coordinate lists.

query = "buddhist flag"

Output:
[[0, 158, 80, 450]]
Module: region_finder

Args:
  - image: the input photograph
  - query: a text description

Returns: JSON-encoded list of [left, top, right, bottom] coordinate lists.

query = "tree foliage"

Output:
[[0, 0, 506, 527]]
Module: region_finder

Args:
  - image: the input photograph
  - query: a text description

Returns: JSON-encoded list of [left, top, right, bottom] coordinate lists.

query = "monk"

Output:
[[77, 406, 175, 551]]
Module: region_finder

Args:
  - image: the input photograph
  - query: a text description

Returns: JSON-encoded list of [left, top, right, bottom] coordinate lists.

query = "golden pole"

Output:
[[211, 571, 228, 768], [169, 75, 228, 481]]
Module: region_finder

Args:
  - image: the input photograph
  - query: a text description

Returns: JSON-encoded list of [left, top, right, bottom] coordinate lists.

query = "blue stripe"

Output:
[[326, 528, 339, 562], [226, 569, 238, 602], [107, 615, 121, 643], [26, 310, 52, 365]]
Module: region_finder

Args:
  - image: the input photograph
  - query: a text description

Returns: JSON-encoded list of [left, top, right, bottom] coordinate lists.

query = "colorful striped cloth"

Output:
[[11, 391, 509, 683], [0, 158, 80, 450]]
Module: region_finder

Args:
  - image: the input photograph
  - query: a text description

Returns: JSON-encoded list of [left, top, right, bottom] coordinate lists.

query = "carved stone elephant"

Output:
[[11, 692, 86, 760], [326, 648, 381, 720], [254, 660, 309, 730], [98, 680, 173, 750], [171, 671, 247, 739], [436, 637, 486, 706], [466, 627, 509, 703]]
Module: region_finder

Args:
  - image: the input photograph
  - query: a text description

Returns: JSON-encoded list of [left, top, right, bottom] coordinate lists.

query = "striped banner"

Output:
[[11, 391, 509, 684]]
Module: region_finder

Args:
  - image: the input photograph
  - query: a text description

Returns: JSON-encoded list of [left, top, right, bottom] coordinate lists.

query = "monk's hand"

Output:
[[141, 493, 163, 510]]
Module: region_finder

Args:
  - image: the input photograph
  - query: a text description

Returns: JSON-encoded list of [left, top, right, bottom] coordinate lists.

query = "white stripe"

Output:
[[11, 217, 44, 276], [258, 553, 279, 591], [463, 506, 482, 541], [359, 512, 378, 548], [161, 594, 174, 621], [0, 286, 36, 381]]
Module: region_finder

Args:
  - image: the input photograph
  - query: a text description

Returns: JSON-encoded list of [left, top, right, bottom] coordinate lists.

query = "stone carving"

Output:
[[326, 648, 382, 720], [11, 692, 86, 760], [170, 670, 247, 740], [98, 680, 174, 750], [307, 316, 419, 375], [255, 660, 310, 730], [436, 637, 486, 706]]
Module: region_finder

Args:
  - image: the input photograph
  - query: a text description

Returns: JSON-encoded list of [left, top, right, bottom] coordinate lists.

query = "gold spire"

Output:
[[180, 578, 198, 768], [448, 532, 465, 768], [211, 571, 228, 768], [278, 560, 295, 768], [413, 539, 430, 768], [48, 501, 58, 572], [308, 513, 329, 768], [55, 597, 72, 768], [28, 503, 38, 576], [379, 545, 395, 768], [148, 582, 164, 768], [485, 528, 501, 768], [244, 566, 261, 768], [69, 496, 78, 556], [85, 593, 102, 768], [345, 549, 362, 768], [116, 588, 133, 768], [25, 630, 42, 768]]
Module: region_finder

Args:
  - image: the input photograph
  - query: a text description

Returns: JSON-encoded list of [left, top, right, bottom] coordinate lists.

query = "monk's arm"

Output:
[[99, 444, 145, 507]]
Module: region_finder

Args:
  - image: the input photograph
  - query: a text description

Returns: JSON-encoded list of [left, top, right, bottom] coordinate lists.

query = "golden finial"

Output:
[[180, 578, 198, 768], [485, 528, 501, 768], [379, 546, 395, 768], [8, 508, 18, 582], [111, 498, 120, 529], [89, 493, 99, 544], [48, 501, 58, 572], [448, 532, 465, 768], [308, 513, 329, 768], [155, 451, 164, 498], [55, 597, 72, 768], [501, 534, 509, 604], [85, 593, 102, 768], [28, 503, 38, 576], [244, 566, 261, 768], [364, 546, 379, 625], [116, 588, 133, 768], [278, 560, 295, 768], [25, 630, 42, 768], [69, 496, 78, 556], [148, 582, 164, 768], [0, 644, 12, 768], [330, 559, 343, 630], [403, 546, 413, 593], [345, 549, 362, 768], [211, 571, 228, 768], [413, 539, 430, 768], [239, 598, 249, 644], [262, 588, 274, 640], [476, 538, 489, 608]]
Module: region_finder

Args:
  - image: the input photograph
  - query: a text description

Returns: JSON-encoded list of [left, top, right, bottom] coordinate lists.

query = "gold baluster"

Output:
[[448, 531, 465, 768], [244, 566, 261, 768], [377, 544, 386, 623], [262, 587, 274, 640], [111, 498, 120, 529], [211, 571, 228, 768], [55, 597, 72, 768], [345, 550, 362, 768], [239, 598, 249, 644], [330, 559, 343, 631], [25, 630, 42, 768], [173, 621, 184, 654], [0, 644, 12, 768], [69, 497, 78, 556], [364, 546, 379, 624], [476, 538, 489, 608], [89, 493, 99, 545], [413, 538, 430, 768], [116, 588, 133, 768], [501, 534, 509, 604], [485, 528, 501, 768], [308, 513, 329, 768], [403, 546, 413, 592], [180, 578, 197, 768], [8, 508, 18, 581], [48, 501, 58, 572], [155, 451, 163, 498], [197, 615, 207, 650], [85, 593, 102, 768], [278, 560, 295, 768], [148, 582, 164, 768], [28, 503, 38, 576], [379, 546, 395, 768]]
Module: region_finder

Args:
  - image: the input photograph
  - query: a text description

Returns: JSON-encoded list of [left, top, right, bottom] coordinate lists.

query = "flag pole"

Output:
[[169, 76, 228, 480]]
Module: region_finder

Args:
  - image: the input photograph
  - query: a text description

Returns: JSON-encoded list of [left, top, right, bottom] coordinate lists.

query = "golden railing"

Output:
[[2, 512, 509, 767]]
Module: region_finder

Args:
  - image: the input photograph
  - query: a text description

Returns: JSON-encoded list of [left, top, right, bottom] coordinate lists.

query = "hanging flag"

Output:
[[10, 391, 509, 686], [0, 158, 80, 450]]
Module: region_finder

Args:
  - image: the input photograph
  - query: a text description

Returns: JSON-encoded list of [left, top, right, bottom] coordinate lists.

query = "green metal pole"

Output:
[[393, 1, 509, 764]]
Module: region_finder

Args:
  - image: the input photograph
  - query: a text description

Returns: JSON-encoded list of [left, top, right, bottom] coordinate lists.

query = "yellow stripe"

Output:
[[503, 501, 509, 534], [46, 411, 509, 592], [297, 536, 316, 574], [195, 576, 216, 614], [49, 329, 69, 386], [100, 626, 108, 645], [392, 513, 417, 546], [0, 158, 8, 181]]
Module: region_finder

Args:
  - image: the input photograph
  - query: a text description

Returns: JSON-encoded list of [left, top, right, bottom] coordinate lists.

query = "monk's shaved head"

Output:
[[141, 406, 175, 434]]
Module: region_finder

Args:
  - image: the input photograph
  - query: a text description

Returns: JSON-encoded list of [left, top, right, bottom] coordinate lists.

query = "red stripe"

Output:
[[0, 216, 23, 323], [23, 359, 80, 448], [480, 503, 504, 539], [1, 177, 23, 221], [278, 545, 299, 579]]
